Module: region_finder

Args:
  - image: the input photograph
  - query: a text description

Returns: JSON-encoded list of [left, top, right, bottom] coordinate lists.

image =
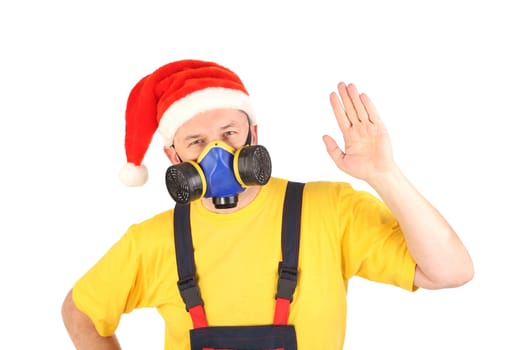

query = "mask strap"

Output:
[[245, 127, 252, 145], [171, 146, 183, 163]]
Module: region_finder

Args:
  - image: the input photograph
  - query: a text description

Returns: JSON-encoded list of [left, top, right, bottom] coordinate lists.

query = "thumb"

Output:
[[322, 135, 345, 166]]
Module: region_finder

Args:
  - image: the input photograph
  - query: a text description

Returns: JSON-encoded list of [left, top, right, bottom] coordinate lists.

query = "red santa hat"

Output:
[[119, 59, 256, 186]]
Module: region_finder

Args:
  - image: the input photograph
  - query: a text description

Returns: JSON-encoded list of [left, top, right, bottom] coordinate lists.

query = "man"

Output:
[[61, 59, 474, 349]]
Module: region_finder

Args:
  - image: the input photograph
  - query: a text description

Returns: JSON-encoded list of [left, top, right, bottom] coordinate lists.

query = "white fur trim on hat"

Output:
[[119, 163, 149, 187], [158, 87, 256, 146]]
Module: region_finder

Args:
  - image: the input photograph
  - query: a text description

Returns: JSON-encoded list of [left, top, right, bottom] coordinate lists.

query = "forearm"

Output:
[[368, 166, 473, 288]]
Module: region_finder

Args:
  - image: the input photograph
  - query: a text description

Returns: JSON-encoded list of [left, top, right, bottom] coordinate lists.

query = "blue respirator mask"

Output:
[[165, 140, 272, 209]]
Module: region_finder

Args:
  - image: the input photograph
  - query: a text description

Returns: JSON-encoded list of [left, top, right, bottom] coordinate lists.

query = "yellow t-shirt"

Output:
[[73, 177, 417, 349]]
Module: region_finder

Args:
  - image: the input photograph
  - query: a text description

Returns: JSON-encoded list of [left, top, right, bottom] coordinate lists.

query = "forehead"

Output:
[[175, 109, 249, 136]]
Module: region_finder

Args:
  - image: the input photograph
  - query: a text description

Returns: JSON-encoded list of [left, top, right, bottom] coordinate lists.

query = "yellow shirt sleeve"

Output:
[[72, 224, 145, 336], [341, 190, 417, 292]]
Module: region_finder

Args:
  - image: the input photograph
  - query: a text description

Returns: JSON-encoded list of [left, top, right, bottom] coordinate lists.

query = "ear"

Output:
[[163, 145, 181, 165]]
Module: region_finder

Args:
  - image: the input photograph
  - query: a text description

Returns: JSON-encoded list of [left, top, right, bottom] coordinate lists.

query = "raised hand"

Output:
[[323, 82, 397, 184]]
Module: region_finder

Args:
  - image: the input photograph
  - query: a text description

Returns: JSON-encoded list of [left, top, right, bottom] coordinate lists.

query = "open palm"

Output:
[[323, 82, 396, 183]]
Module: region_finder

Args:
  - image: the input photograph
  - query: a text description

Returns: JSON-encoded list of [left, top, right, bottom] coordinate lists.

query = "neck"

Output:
[[200, 186, 262, 214]]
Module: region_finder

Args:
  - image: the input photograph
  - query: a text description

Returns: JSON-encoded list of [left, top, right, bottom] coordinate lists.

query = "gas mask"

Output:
[[165, 141, 272, 209]]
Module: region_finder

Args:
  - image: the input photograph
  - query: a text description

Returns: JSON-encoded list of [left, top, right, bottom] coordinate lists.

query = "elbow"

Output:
[[437, 269, 473, 289], [451, 260, 474, 287], [437, 258, 475, 289], [421, 233, 475, 289], [447, 248, 475, 287], [416, 255, 474, 290]]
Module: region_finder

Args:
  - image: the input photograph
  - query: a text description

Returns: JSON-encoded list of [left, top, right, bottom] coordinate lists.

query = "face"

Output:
[[165, 108, 257, 163]]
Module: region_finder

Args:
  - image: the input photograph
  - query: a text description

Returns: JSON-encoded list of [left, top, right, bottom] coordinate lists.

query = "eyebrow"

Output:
[[220, 121, 239, 130]]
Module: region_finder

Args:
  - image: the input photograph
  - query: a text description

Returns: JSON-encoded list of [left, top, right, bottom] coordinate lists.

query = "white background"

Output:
[[1, 0, 517, 349]]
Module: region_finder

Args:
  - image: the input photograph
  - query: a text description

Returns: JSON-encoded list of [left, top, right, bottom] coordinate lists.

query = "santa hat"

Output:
[[118, 59, 256, 186]]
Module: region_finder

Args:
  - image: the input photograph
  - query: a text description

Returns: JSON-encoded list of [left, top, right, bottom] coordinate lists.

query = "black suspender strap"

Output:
[[173, 203, 204, 310], [173, 181, 305, 328], [276, 181, 305, 301], [274, 181, 305, 325]]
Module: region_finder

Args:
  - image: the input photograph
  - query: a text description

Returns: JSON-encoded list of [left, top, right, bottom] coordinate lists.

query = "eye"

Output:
[[223, 130, 237, 138], [188, 139, 205, 147]]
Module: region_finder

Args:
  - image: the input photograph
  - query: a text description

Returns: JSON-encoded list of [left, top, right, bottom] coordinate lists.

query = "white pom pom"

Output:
[[119, 163, 148, 187]]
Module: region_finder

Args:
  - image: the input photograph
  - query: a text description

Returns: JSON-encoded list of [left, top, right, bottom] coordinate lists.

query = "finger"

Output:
[[360, 93, 382, 125], [330, 91, 352, 133], [322, 134, 345, 166], [337, 82, 359, 126], [346, 84, 369, 124]]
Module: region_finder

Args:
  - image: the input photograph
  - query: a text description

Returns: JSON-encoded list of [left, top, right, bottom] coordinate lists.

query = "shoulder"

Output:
[[270, 177, 363, 201], [136, 209, 173, 229], [271, 177, 355, 194], [124, 209, 174, 248], [295, 180, 387, 216], [302, 180, 357, 201]]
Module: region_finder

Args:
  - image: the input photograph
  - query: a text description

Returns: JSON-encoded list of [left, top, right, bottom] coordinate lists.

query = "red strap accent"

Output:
[[273, 298, 291, 325], [189, 304, 208, 328]]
